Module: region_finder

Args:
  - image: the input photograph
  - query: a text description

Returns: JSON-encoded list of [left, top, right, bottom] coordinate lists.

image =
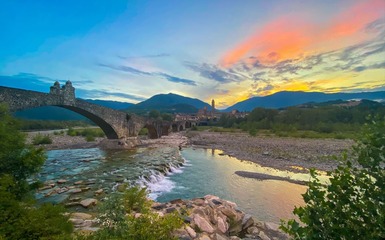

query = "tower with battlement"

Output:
[[49, 80, 75, 105]]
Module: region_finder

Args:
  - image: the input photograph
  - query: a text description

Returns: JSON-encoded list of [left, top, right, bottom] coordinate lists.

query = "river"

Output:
[[34, 147, 308, 224]]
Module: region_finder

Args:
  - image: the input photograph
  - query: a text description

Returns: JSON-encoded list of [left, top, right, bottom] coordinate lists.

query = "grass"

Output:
[[32, 134, 53, 145], [67, 127, 105, 141]]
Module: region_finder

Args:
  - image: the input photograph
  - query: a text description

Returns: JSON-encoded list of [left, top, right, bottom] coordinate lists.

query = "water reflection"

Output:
[[157, 148, 308, 223]]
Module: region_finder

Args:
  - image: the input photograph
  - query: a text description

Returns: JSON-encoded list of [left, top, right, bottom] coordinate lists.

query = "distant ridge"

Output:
[[225, 91, 385, 112], [127, 93, 211, 113]]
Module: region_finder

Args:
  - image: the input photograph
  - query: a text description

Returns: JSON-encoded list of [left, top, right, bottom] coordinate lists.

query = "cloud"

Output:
[[184, 61, 246, 83], [353, 62, 385, 72], [157, 73, 197, 86], [77, 89, 146, 102], [220, 0, 385, 67], [0, 73, 70, 93], [98, 62, 197, 86], [98, 63, 153, 76], [117, 53, 170, 59]]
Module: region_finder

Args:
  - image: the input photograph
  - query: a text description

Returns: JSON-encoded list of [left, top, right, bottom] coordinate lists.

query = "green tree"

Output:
[[0, 104, 46, 199], [149, 110, 160, 119], [161, 113, 173, 121], [281, 116, 385, 239], [0, 103, 73, 239]]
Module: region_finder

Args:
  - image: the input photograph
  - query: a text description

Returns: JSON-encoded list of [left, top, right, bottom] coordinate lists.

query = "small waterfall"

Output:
[[136, 155, 186, 200]]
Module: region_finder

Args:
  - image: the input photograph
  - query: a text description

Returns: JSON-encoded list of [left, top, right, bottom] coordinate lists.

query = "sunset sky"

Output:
[[0, 0, 384, 108]]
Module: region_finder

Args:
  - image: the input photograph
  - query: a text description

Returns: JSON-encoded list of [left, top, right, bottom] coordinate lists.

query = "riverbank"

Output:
[[26, 130, 353, 173], [25, 131, 104, 150], [188, 131, 353, 172]]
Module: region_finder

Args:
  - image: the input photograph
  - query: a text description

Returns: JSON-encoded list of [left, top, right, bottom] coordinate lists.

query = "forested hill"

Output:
[[225, 91, 385, 111], [219, 99, 385, 134]]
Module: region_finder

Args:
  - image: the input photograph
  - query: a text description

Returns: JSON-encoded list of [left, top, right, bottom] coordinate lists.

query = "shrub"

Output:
[[85, 135, 95, 142], [139, 128, 148, 136], [32, 134, 52, 145], [281, 116, 385, 239], [87, 186, 184, 240], [249, 128, 257, 137]]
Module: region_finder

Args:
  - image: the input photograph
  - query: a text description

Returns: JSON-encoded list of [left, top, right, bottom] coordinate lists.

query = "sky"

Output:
[[0, 0, 384, 108]]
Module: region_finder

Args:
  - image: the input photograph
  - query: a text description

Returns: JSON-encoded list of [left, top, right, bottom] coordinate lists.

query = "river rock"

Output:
[[80, 198, 98, 208], [57, 187, 69, 194], [228, 220, 242, 236], [74, 180, 83, 185], [259, 231, 271, 240], [193, 214, 215, 233], [71, 212, 93, 220], [242, 214, 254, 229], [185, 226, 196, 238], [217, 216, 229, 233], [215, 233, 229, 240], [39, 185, 52, 191], [197, 234, 211, 240], [68, 188, 82, 194], [94, 189, 104, 195], [57, 179, 67, 184], [264, 222, 280, 232]]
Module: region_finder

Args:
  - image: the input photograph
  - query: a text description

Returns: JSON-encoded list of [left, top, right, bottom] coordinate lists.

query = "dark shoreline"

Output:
[[235, 171, 308, 185]]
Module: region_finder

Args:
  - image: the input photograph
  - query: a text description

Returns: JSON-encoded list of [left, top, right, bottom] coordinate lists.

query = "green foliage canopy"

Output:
[[281, 116, 385, 239], [0, 103, 73, 239], [0, 104, 46, 199]]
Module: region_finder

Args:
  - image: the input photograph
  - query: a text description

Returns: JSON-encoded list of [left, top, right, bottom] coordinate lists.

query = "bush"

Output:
[[281, 116, 385, 239], [86, 186, 184, 240], [138, 128, 148, 136], [32, 134, 53, 145], [249, 128, 257, 136]]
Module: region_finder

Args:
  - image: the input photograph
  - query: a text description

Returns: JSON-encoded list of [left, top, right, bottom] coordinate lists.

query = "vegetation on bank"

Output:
[[19, 119, 92, 131], [281, 116, 385, 239], [0, 103, 73, 239], [67, 127, 105, 142], [32, 134, 53, 145], [77, 186, 184, 240], [214, 100, 385, 139]]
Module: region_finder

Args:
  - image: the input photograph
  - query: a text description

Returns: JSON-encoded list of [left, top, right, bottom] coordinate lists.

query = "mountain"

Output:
[[84, 99, 134, 110], [14, 99, 133, 120], [127, 93, 211, 113], [225, 91, 385, 112]]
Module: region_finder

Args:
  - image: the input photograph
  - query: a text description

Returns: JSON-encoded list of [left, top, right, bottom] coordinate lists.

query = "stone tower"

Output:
[[62, 80, 75, 105], [50, 81, 61, 95], [211, 99, 215, 117]]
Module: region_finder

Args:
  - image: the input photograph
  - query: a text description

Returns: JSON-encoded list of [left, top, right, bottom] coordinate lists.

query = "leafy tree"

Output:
[[281, 116, 385, 239], [0, 104, 46, 199], [149, 110, 160, 119], [0, 103, 73, 239], [161, 113, 173, 121]]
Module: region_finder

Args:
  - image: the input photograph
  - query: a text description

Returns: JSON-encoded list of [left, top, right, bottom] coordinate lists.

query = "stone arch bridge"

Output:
[[0, 82, 193, 144]]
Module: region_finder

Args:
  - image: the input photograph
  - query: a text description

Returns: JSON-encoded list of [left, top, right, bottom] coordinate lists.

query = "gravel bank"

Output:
[[25, 131, 103, 150], [188, 131, 354, 172]]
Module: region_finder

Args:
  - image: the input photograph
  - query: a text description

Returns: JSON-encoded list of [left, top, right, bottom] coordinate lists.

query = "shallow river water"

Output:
[[35, 147, 308, 223]]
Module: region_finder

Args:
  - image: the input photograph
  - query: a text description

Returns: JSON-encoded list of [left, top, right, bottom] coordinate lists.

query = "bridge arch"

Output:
[[59, 105, 119, 139]]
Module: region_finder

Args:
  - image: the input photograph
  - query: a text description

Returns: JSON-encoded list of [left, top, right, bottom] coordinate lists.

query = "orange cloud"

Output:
[[221, 16, 312, 67], [328, 0, 385, 38], [221, 0, 385, 68]]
